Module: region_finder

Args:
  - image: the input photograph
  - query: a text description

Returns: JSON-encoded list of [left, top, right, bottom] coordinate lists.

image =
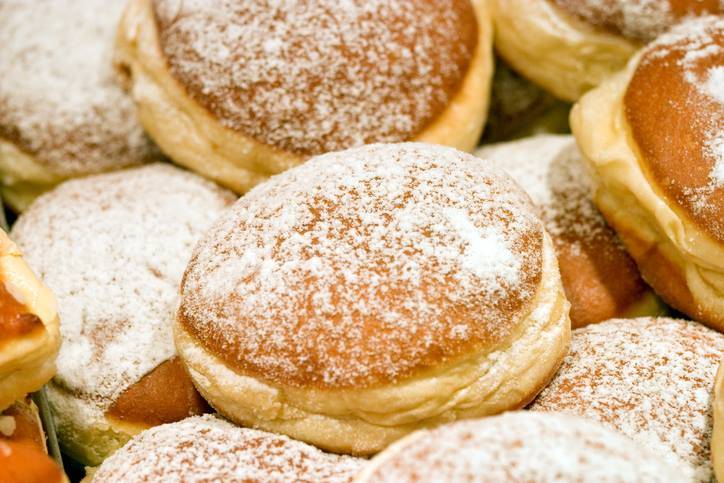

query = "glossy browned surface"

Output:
[[0, 281, 43, 343]]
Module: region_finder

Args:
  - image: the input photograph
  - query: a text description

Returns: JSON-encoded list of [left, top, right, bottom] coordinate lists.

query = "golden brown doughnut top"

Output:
[[0, 277, 43, 345], [0, 0, 156, 177], [153, 0, 478, 156], [624, 16, 724, 241], [179, 144, 545, 390], [550, 0, 721, 42], [0, 440, 64, 483], [531, 317, 724, 481], [91, 415, 363, 482]]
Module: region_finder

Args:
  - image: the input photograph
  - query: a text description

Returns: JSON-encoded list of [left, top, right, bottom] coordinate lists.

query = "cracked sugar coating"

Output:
[[550, 0, 721, 42], [153, 0, 478, 156], [10, 164, 235, 420], [0, 0, 157, 176], [179, 143, 545, 389], [90, 415, 364, 482], [624, 16, 724, 241], [361, 411, 682, 482], [530, 317, 724, 483]]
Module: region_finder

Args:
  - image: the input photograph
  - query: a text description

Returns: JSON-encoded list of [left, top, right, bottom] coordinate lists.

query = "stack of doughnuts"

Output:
[[0, 0, 723, 481]]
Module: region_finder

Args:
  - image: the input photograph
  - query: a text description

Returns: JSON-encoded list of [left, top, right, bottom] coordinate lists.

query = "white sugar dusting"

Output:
[[10, 165, 234, 419], [0, 0, 157, 175], [90, 415, 363, 482], [366, 412, 682, 482], [531, 317, 724, 483], [180, 143, 544, 388], [153, 0, 477, 155]]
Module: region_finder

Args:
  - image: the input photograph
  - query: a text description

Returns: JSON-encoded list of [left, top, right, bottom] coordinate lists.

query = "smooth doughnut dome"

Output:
[[180, 144, 544, 389], [10, 164, 235, 465], [89, 415, 363, 482], [152, 0, 478, 156], [355, 412, 683, 482], [530, 317, 724, 483]]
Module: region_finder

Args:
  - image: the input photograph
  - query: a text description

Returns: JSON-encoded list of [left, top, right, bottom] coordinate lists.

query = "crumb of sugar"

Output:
[[10, 164, 234, 414], [90, 415, 364, 482]]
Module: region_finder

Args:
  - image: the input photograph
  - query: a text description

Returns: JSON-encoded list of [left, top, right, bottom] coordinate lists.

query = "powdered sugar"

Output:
[[364, 411, 682, 482], [530, 317, 724, 483], [153, 0, 477, 155], [180, 143, 544, 389], [0, 0, 157, 176], [10, 164, 234, 418], [90, 414, 363, 482]]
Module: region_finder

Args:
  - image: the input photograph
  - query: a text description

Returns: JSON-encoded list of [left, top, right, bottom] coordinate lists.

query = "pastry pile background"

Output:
[[0, 1, 722, 482]]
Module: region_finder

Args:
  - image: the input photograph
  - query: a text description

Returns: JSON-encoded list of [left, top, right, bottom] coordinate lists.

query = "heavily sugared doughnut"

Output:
[[572, 16, 724, 331], [176, 143, 570, 455], [0, 230, 59, 413], [355, 411, 684, 482], [714, 357, 724, 482], [477, 135, 663, 328], [530, 317, 724, 482], [0, 440, 67, 483], [115, 0, 494, 194], [491, 0, 721, 101], [10, 164, 235, 466], [86, 415, 364, 482], [0, 0, 159, 212]]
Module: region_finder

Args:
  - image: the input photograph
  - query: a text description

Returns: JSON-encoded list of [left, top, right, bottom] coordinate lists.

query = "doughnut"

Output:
[[175, 143, 570, 455], [355, 411, 684, 482], [491, 0, 721, 101], [715, 357, 724, 482], [481, 59, 570, 143], [476, 135, 664, 328], [0, 230, 60, 412], [530, 317, 724, 482], [0, 440, 67, 483], [10, 164, 236, 466], [86, 415, 363, 482], [0, 397, 44, 450], [572, 16, 724, 331], [115, 0, 494, 194], [0, 0, 159, 212]]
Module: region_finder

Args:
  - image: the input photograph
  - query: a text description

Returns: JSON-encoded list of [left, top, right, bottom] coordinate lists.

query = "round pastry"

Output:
[[0, 440, 67, 483], [176, 143, 570, 455], [0, 230, 60, 412], [714, 357, 724, 482], [476, 135, 664, 328], [530, 317, 724, 482], [10, 164, 235, 466], [86, 415, 363, 482], [0, 397, 44, 451], [115, 0, 493, 194], [491, 0, 721, 101], [0, 0, 159, 212], [355, 411, 683, 482], [572, 16, 724, 331]]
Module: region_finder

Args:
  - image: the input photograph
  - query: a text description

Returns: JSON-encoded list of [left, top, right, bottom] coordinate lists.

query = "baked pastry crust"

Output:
[[571, 17, 724, 331], [114, 0, 493, 193]]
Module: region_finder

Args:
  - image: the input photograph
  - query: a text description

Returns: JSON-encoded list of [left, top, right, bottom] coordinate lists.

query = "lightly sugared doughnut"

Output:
[[491, 0, 721, 101], [10, 164, 236, 466], [530, 317, 724, 482], [114, 0, 494, 194], [0, 0, 159, 212], [354, 411, 684, 482], [0, 230, 59, 412], [714, 357, 724, 483], [572, 16, 724, 331], [476, 135, 664, 328], [86, 415, 363, 482], [175, 143, 571, 455]]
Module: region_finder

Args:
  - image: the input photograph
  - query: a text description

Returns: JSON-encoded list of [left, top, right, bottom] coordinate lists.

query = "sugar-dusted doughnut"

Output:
[[714, 357, 724, 482], [87, 415, 363, 482], [491, 0, 721, 101], [477, 135, 663, 327], [355, 411, 683, 482], [530, 317, 724, 482], [572, 16, 724, 331], [0, 0, 159, 211], [176, 143, 570, 455], [10, 164, 235, 465], [115, 0, 493, 193]]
